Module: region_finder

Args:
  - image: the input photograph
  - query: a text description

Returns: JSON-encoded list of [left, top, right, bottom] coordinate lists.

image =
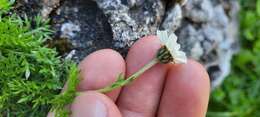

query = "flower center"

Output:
[[156, 45, 174, 64]]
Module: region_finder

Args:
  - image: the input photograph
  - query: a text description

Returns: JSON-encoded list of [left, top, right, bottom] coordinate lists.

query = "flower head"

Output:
[[156, 30, 187, 64]]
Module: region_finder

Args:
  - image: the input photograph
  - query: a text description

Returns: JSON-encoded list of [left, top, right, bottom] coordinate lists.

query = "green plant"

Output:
[[0, 10, 78, 117], [0, 0, 14, 14], [207, 0, 260, 116], [50, 63, 79, 117]]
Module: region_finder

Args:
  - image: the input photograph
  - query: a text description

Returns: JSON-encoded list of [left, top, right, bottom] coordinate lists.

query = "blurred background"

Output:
[[207, 0, 260, 116]]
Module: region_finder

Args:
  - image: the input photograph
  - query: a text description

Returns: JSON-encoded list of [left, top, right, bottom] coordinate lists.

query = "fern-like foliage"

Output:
[[0, 14, 79, 117], [0, 0, 15, 14]]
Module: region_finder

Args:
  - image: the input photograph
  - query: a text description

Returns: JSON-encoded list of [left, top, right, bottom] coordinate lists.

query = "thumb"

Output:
[[70, 91, 122, 117]]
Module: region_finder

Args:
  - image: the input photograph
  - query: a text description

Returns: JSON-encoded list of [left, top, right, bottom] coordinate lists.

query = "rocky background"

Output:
[[14, 0, 239, 89]]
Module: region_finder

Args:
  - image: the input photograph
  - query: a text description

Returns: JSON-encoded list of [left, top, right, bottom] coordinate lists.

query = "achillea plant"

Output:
[[0, 9, 79, 117], [0, 1, 187, 117], [0, 0, 14, 14]]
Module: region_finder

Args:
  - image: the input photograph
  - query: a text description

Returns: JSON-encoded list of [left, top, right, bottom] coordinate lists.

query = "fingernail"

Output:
[[71, 93, 107, 117], [85, 99, 107, 117]]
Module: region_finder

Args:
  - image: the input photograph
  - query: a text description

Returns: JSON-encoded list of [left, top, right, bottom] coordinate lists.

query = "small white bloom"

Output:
[[157, 30, 187, 64]]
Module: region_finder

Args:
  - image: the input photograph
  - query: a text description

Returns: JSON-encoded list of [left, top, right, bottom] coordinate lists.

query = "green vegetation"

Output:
[[1, 0, 260, 116], [0, 0, 14, 14], [0, 1, 79, 117], [207, 0, 260, 116]]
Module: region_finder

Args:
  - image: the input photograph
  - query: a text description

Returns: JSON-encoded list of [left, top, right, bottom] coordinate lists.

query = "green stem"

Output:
[[97, 58, 159, 93]]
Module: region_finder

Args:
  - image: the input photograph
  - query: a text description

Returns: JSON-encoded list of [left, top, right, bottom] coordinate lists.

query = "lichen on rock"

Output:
[[94, 0, 164, 48], [175, 0, 239, 88], [15, 0, 240, 88]]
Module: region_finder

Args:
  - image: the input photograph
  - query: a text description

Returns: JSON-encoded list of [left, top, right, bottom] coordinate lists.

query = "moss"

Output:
[[0, 0, 14, 14], [0, 2, 79, 117]]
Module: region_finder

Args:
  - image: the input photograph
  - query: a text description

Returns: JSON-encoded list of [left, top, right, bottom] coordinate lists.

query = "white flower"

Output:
[[157, 30, 187, 64]]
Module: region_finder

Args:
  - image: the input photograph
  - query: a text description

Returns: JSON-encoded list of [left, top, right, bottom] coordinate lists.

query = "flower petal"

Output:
[[167, 33, 180, 50], [157, 30, 168, 44], [174, 51, 187, 64], [169, 33, 178, 42], [156, 30, 187, 64]]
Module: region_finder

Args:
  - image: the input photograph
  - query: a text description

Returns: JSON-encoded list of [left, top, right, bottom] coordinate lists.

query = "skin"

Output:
[[48, 35, 210, 117]]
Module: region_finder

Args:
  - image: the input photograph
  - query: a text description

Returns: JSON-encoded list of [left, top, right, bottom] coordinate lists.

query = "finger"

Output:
[[71, 91, 122, 117], [117, 36, 169, 117], [78, 49, 126, 101], [158, 60, 210, 117], [47, 49, 125, 116]]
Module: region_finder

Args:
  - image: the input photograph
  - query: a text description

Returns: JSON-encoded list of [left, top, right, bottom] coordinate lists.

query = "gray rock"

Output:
[[50, 0, 116, 62], [174, 0, 239, 88], [161, 4, 182, 33], [94, 0, 164, 48], [15, 0, 240, 88], [183, 0, 214, 22], [60, 22, 81, 39], [41, 0, 61, 19]]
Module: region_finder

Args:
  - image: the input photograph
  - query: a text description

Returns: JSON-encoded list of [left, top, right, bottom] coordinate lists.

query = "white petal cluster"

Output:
[[157, 30, 187, 64]]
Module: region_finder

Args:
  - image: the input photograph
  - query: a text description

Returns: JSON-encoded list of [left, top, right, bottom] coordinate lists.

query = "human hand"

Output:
[[49, 35, 210, 117]]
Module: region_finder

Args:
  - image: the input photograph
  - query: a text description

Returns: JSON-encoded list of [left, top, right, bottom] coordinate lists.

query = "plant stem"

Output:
[[97, 58, 159, 93]]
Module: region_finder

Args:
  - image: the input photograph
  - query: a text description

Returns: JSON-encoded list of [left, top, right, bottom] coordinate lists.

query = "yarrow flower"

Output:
[[98, 30, 187, 93], [156, 30, 187, 64]]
